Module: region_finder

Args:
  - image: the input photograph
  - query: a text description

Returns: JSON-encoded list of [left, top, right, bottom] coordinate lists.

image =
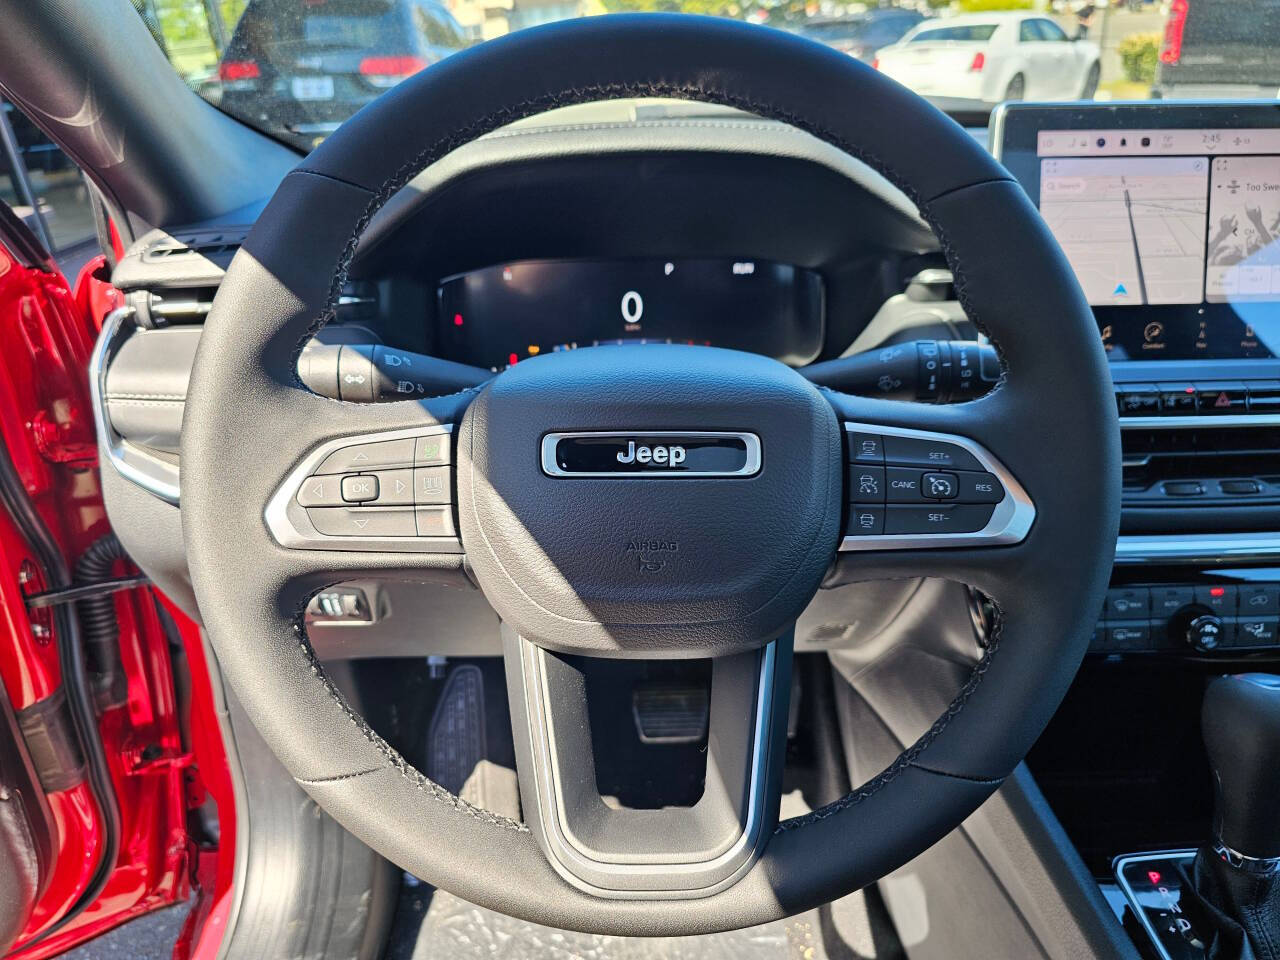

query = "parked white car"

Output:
[[874, 13, 1101, 108]]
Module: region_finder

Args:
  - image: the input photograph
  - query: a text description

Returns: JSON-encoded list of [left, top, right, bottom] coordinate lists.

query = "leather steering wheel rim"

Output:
[[181, 14, 1120, 935]]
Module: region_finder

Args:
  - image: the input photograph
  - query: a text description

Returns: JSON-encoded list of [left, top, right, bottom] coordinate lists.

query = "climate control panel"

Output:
[[1092, 581, 1280, 655]]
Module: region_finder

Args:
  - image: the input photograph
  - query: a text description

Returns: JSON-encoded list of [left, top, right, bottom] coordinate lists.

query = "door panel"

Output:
[[0, 218, 219, 958]]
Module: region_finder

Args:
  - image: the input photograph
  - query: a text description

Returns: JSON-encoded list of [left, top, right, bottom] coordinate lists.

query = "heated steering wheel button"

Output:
[[341, 475, 379, 503], [296, 474, 344, 507], [414, 466, 453, 505], [308, 507, 416, 537], [882, 435, 981, 471], [884, 504, 995, 534], [921, 472, 958, 500]]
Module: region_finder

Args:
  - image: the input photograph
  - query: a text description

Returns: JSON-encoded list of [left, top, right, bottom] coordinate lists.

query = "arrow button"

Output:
[[307, 507, 416, 537], [295, 474, 343, 507]]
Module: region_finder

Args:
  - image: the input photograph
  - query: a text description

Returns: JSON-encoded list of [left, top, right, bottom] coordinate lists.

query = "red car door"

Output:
[[0, 204, 230, 959]]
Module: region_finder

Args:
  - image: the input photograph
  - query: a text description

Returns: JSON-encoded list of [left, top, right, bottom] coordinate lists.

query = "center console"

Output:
[[996, 102, 1280, 960]]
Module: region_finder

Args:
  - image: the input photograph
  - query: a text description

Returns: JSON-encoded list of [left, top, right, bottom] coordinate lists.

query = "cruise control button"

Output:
[[415, 506, 457, 537], [317, 438, 415, 474], [341, 474, 379, 503], [848, 432, 885, 464], [415, 433, 452, 466], [886, 467, 924, 502], [955, 471, 1004, 503], [1105, 587, 1150, 620], [882, 435, 981, 471], [415, 466, 453, 505], [849, 466, 885, 503], [922, 472, 958, 500], [846, 506, 885, 536], [307, 507, 417, 537], [370, 469, 414, 505], [883, 504, 995, 534], [296, 474, 344, 507]]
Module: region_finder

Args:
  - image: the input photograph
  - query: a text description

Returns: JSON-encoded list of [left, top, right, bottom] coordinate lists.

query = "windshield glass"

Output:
[[136, 0, 1276, 151]]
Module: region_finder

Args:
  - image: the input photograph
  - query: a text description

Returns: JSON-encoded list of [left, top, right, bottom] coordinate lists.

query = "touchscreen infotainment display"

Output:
[[996, 106, 1280, 361]]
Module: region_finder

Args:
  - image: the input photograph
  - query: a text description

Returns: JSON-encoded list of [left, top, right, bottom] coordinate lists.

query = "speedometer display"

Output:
[[436, 258, 824, 371]]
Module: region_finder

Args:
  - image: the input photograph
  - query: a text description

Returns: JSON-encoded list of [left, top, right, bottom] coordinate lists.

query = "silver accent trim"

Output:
[[89, 307, 182, 505], [1113, 849, 1197, 960], [1215, 842, 1280, 875], [1115, 532, 1280, 564], [1122, 414, 1280, 428], [540, 431, 761, 478], [518, 637, 777, 899], [838, 422, 1035, 552], [264, 424, 462, 554]]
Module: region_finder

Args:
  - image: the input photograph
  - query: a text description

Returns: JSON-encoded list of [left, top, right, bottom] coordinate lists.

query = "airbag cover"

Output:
[[457, 344, 841, 656]]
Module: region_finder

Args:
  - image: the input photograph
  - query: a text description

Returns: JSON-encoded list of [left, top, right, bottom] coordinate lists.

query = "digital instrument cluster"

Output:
[[435, 258, 824, 371]]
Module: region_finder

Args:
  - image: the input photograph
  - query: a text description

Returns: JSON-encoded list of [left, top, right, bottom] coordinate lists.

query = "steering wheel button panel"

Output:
[[266, 425, 461, 553], [840, 422, 1032, 550]]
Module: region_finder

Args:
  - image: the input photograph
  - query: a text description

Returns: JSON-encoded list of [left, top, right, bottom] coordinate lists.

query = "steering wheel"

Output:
[[181, 14, 1119, 935]]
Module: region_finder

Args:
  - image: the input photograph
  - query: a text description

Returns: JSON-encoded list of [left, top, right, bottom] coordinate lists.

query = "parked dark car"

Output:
[[1154, 0, 1280, 99], [797, 9, 925, 62], [218, 0, 467, 148]]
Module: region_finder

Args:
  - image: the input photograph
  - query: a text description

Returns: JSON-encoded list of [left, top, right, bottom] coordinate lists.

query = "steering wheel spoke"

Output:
[[504, 627, 794, 899]]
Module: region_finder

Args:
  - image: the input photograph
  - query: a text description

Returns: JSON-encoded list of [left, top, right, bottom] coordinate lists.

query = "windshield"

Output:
[[137, 0, 1279, 151]]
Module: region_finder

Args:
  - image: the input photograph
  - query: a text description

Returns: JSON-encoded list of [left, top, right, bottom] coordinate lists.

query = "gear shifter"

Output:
[[1187, 674, 1280, 959]]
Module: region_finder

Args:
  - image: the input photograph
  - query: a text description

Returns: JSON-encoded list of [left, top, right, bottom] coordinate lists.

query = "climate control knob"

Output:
[[1185, 612, 1226, 652]]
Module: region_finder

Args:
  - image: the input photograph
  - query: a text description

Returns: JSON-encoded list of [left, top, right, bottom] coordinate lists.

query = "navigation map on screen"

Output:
[[1039, 156, 1208, 306]]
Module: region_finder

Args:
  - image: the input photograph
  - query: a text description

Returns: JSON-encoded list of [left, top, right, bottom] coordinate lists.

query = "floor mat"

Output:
[[387, 880, 902, 960]]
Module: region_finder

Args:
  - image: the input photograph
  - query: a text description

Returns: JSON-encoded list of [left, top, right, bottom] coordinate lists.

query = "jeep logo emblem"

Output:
[[541, 432, 761, 478], [616, 441, 686, 466]]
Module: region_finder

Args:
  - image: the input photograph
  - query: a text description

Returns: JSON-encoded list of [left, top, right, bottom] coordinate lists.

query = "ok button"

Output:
[[341, 475, 379, 503]]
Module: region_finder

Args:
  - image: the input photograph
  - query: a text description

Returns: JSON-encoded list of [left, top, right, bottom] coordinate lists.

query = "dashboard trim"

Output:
[[1116, 532, 1280, 564]]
